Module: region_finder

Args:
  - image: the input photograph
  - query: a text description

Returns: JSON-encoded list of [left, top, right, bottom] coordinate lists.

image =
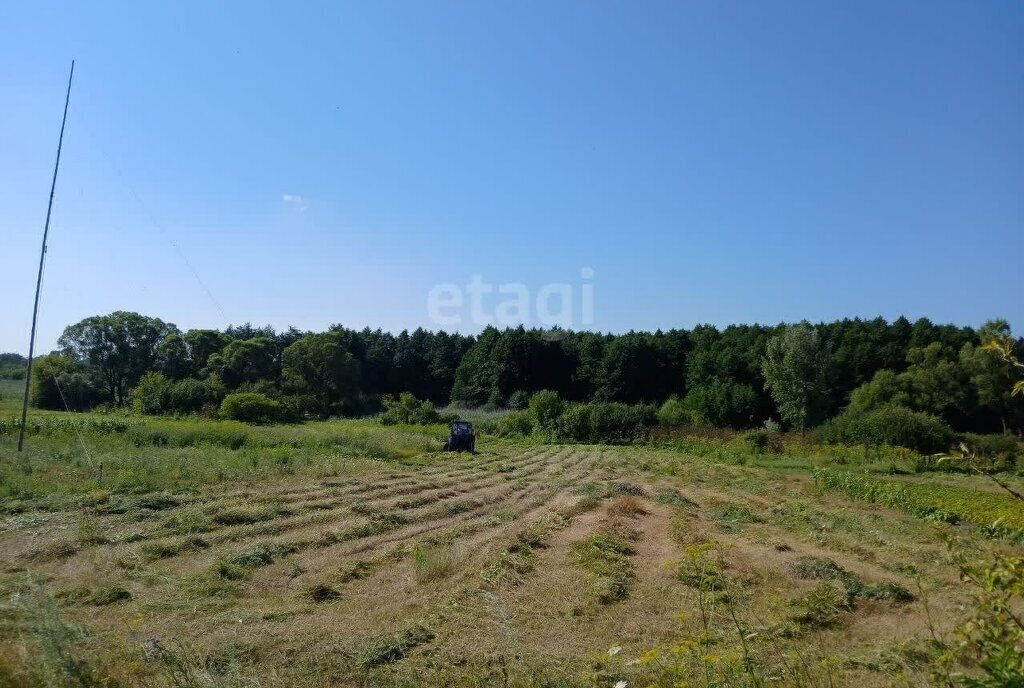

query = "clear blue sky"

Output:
[[2, 1, 1022, 353]]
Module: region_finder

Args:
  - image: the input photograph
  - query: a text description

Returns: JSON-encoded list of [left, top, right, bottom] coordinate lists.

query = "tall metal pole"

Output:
[[18, 60, 75, 452]]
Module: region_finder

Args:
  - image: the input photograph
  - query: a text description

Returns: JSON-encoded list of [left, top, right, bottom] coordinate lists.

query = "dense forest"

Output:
[[4, 311, 1023, 435]]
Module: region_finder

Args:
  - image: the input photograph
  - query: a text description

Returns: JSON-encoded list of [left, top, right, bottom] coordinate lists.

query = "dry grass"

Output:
[[0, 427, 1001, 687]]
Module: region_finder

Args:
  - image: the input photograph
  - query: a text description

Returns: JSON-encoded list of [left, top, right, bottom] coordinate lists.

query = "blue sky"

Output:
[[2, 1, 1022, 353]]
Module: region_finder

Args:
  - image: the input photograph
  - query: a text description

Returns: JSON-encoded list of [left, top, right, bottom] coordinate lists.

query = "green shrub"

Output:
[[498, 410, 533, 437], [816, 404, 954, 454], [790, 582, 848, 628], [168, 378, 208, 414], [743, 430, 769, 453], [528, 390, 564, 432], [220, 392, 281, 424], [553, 403, 591, 441], [506, 390, 530, 410], [657, 396, 705, 427], [29, 355, 77, 410], [379, 392, 441, 425], [132, 371, 172, 415], [553, 402, 655, 444], [960, 433, 1022, 472]]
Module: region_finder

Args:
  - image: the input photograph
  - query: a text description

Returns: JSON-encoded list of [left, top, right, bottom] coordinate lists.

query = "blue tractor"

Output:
[[443, 420, 476, 453]]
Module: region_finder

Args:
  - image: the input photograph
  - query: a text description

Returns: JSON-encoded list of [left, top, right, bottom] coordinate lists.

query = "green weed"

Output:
[[570, 533, 635, 604]]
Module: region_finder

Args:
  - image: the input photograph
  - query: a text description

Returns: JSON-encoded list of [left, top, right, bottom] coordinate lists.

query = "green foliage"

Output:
[[497, 410, 533, 437], [817, 404, 955, 453], [653, 488, 698, 509], [527, 389, 564, 432], [676, 543, 724, 591], [378, 392, 441, 425], [954, 433, 1022, 473], [847, 368, 912, 415], [949, 550, 1024, 687], [656, 396, 705, 427], [59, 311, 179, 405], [214, 336, 279, 388], [183, 328, 230, 372], [571, 533, 635, 604], [220, 392, 282, 424], [25, 356, 102, 412], [790, 581, 849, 628], [156, 333, 191, 379], [682, 379, 760, 429], [792, 556, 912, 606], [0, 353, 27, 380], [132, 371, 172, 414], [552, 402, 655, 444], [849, 342, 973, 423], [762, 322, 834, 430], [84, 585, 132, 606], [3, 581, 118, 686], [506, 389, 530, 410], [814, 468, 1024, 534], [282, 332, 358, 417], [742, 430, 769, 454], [134, 373, 214, 415], [168, 377, 210, 414], [972, 321, 1024, 429], [15, 311, 1024, 442]]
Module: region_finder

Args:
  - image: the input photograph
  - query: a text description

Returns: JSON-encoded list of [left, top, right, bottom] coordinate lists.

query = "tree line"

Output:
[[5, 311, 1023, 434]]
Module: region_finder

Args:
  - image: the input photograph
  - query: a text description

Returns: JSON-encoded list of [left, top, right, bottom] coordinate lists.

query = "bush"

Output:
[[555, 404, 592, 442], [506, 390, 530, 410], [498, 410, 533, 437], [132, 371, 172, 415], [378, 392, 441, 425], [656, 396, 705, 427], [53, 371, 102, 412], [816, 404, 955, 454], [30, 355, 88, 410], [961, 433, 1022, 472], [553, 402, 655, 444], [743, 430, 769, 453], [528, 390, 564, 433], [219, 392, 281, 424], [168, 378, 209, 414]]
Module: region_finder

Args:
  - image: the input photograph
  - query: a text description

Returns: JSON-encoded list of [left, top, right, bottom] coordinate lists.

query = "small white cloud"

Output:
[[282, 194, 308, 212]]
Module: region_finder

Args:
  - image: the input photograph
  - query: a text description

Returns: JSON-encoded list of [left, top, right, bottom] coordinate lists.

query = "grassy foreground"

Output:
[[1, 401, 1022, 686]]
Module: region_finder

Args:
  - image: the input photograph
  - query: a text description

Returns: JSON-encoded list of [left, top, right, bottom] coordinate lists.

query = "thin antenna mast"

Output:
[[18, 60, 75, 452]]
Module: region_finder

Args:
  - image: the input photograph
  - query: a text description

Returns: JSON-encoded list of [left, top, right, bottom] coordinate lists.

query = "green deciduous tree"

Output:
[[29, 354, 73, 410], [282, 332, 358, 417], [183, 329, 230, 373], [157, 333, 191, 380], [216, 337, 279, 388], [762, 323, 833, 431], [58, 311, 179, 405], [963, 320, 1024, 433]]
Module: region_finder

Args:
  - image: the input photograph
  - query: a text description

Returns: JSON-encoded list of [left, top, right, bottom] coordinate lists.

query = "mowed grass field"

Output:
[[1, 394, 1022, 686]]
